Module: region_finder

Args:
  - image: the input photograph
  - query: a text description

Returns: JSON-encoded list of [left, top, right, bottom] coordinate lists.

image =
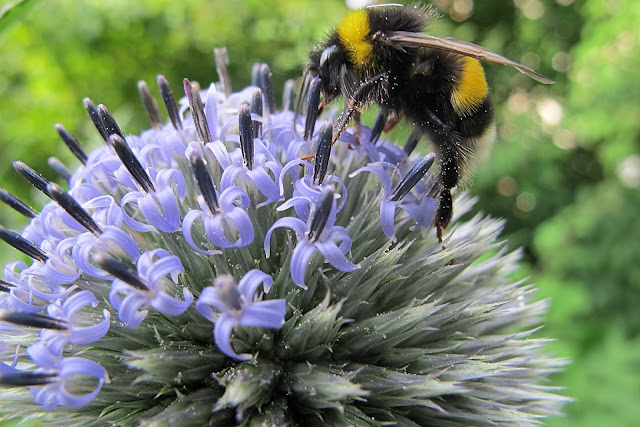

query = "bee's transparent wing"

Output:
[[386, 31, 555, 84]]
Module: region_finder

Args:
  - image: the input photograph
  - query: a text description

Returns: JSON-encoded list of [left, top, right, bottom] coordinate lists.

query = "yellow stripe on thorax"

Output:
[[450, 57, 489, 116], [337, 9, 373, 69]]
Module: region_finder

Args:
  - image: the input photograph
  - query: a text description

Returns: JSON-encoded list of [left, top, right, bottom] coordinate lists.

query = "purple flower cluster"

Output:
[[0, 60, 439, 412]]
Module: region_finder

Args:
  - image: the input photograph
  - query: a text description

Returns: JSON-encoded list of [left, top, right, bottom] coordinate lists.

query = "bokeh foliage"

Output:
[[0, 0, 638, 425]]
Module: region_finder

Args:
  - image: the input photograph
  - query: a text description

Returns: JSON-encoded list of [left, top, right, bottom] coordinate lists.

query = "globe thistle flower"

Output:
[[0, 52, 568, 425]]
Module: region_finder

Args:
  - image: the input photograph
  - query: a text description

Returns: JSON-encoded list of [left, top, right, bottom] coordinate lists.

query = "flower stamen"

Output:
[[250, 88, 263, 139], [97, 104, 125, 141], [307, 186, 334, 242], [0, 188, 37, 219], [83, 98, 109, 142], [13, 161, 52, 197], [0, 226, 48, 262], [46, 183, 103, 236], [312, 122, 333, 186], [389, 152, 436, 202], [0, 309, 68, 331], [108, 134, 155, 193], [55, 124, 88, 165], [92, 252, 149, 292], [187, 147, 220, 215], [304, 76, 322, 141], [184, 78, 212, 144], [157, 74, 183, 132], [239, 104, 254, 170], [137, 80, 163, 130]]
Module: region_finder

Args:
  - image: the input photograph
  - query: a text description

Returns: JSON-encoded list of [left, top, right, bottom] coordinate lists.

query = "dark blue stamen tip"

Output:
[[0, 371, 57, 387], [157, 75, 183, 132], [403, 126, 422, 155], [0, 309, 68, 330], [55, 124, 87, 165], [250, 88, 263, 139], [97, 104, 125, 140], [313, 122, 333, 185], [184, 79, 212, 143], [370, 108, 388, 144], [0, 188, 36, 219], [259, 63, 276, 114], [0, 279, 13, 293], [251, 63, 261, 87], [282, 79, 295, 112], [13, 161, 51, 197], [137, 80, 163, 130], [92, 252, 148, 291], [239, 104, 254, 170], [0, 226, 48, 263], [48, 157, 72, 182], [304, 77, 322, 141], [83, 98, 109, 142], [187, 148, 220, 215], [389, 153, 436, 202], [214, 47, 232, 97], [308, 186, 335, 242], [108, 134, 155, 193], [47, 182, 102, 236], [295, 70, 313, 124]]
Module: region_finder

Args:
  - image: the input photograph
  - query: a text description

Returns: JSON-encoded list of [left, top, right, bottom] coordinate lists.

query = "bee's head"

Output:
[[308, 44, 346, 105]]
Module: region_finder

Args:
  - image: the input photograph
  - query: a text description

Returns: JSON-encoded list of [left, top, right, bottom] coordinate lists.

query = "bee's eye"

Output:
[[320, 45, 339, 68]]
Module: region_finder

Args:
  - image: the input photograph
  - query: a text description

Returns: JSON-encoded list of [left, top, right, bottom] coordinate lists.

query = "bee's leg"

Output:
[[403, 126, 422, 155], [371, 109, 404, 146], [420, 107, 460, 242], [435, 142, 458, 242], [333, 70, 388, 144]]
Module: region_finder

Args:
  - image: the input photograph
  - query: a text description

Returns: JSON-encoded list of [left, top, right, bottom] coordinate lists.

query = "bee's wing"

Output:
[[386, 31, 555, 84]]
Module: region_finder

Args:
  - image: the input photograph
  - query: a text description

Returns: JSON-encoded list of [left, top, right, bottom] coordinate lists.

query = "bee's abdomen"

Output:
[[450, 57, 489, 116]]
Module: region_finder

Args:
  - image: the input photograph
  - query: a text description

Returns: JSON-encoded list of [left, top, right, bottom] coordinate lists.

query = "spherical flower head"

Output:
[[0, 55, 568, 425]]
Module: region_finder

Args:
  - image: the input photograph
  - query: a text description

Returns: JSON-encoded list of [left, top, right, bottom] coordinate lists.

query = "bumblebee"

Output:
[[299, 3, 554, 241]]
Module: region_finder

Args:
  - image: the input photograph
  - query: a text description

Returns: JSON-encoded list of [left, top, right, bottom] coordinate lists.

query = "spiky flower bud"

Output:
[[0, 52, 567, 425]]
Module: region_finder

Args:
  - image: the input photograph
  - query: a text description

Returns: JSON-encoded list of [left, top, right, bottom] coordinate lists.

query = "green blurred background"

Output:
[[0, 0, 638, 425]]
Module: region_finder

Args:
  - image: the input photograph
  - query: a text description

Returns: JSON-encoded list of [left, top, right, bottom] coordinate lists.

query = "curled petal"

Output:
[[290, 243, 317, 289], [247, 166, 282, 207], [379, 199, 397, 240], [155, 168, 186, 200], [109, 282, 149, 328], [240, 300, 286, 328], [121, 192, 156, 232], [140, 251, 183, 284], [214, 314, 250, 361], [73, 226, 140, 279], [237, 269, 274, 297], [315, 240, 359, 273], [30, 357, 109, 410], [150, 289, 194, 316], [264, 216, 308, 257], [349, 162, 397, 197], [69, 309, 110, 345], [203, 207, 254, 248], [279, 158, 311, 196], [218, 185, 250, 211], [138, 187, 181, 233], [182, 210, 223, 255], [196, 286, 224, 323]]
